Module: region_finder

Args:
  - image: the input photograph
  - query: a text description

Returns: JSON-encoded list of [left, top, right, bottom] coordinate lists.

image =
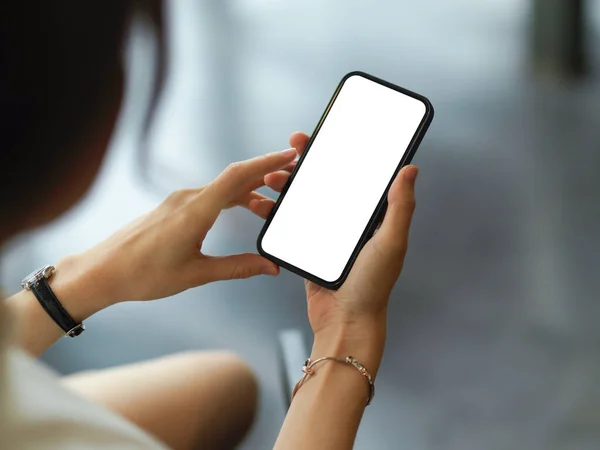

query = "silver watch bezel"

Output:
[[21, 265, 55, 290]]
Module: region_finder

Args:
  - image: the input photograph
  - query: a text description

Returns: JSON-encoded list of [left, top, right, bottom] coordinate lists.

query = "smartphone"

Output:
[[257, 71, 434, 289]]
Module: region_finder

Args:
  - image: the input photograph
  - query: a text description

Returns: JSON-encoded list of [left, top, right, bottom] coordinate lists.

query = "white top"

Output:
[[0, 346, 166, 449]]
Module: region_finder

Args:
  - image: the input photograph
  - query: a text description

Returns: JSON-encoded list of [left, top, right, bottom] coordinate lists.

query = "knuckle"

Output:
[[402, 196, 416, 213], [224, 161, 244, 177], [164, 191, 180, 204], [161, 191, 197, 223], [164, 189, 191, 206], [179, 189, 198, 205], [389, 194, 415, 216], [231, 264, 253, 280]]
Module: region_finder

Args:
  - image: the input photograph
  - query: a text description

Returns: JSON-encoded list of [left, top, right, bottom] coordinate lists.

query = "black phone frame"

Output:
[[257, 71, 434, 290]]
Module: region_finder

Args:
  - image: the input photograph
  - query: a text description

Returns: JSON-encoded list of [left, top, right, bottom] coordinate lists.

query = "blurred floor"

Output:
[[2, 1, 600, 449]]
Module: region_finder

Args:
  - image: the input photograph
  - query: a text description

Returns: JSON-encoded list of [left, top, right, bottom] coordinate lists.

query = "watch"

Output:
[[21, 265, 85, 338]]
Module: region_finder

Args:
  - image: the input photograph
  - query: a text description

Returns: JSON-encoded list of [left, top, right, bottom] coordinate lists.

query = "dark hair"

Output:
[[0, 1, 163, 230]]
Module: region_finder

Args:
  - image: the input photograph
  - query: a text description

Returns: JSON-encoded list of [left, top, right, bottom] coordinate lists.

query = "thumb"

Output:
[[201, 253, 280, 282], [373, 165, 418, 259]]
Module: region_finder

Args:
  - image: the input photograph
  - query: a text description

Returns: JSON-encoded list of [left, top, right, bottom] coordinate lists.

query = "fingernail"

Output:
[[281, 148, 297, 157], [262, 265, 279, 276], [404, 166, 419, 183]]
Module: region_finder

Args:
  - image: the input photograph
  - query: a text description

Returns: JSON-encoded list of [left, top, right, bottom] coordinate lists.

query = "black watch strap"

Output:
[[30, 278, 85, 338]]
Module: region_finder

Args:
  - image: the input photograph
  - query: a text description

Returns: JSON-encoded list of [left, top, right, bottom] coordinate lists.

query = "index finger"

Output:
[[203, 148, 298, 209]]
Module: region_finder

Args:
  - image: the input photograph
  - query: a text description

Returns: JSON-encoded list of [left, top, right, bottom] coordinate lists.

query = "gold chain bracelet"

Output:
[[291, 356, 375, 406]]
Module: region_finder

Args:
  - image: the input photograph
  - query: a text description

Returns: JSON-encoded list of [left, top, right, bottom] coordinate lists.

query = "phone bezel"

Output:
[[257, 71, 434, 290]]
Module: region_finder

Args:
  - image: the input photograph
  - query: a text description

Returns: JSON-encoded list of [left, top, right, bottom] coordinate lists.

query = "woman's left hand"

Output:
[[54, 146, 299, 317]]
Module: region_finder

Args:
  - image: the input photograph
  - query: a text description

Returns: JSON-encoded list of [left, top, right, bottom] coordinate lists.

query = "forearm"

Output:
[[4, 255, 109, 356], [275, 320, 386, 450]]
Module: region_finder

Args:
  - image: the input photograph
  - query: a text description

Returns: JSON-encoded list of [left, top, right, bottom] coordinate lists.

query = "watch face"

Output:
[[24, 268, 43, 282], [21, 265, 54, 289]]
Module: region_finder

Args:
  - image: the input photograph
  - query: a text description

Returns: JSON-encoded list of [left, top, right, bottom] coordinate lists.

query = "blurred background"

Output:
[[2, 0, 600, 448]]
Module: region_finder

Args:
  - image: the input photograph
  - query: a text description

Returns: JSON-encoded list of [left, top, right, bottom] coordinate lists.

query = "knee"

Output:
[[182, 350, 259, 440], [212, 351, 259, 414]]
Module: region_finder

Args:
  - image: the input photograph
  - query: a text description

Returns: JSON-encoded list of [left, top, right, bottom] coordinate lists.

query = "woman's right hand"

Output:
[[255, 132, 419, 375], [303, 163, 417, 349]]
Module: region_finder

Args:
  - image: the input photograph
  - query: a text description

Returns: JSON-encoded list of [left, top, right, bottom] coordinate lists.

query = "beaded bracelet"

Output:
[[291, 356, 375, 406]]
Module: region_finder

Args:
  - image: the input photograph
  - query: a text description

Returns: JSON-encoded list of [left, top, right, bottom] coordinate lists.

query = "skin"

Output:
[[3, 124, 418, 450]]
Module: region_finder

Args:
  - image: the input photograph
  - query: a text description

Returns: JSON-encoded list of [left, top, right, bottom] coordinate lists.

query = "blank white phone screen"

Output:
[[261, 74, 427, 283]]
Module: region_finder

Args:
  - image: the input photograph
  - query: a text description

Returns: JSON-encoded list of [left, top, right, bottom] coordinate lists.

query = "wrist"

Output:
[[311, 316, 386, 378], [50, 255, 113, 322]]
